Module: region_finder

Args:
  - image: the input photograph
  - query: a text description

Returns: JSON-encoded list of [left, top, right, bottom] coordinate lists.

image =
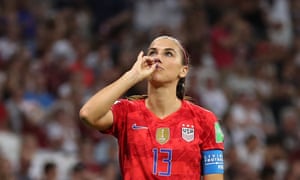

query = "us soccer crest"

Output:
[[156, 128, 170, 144], [182, 124, 194, 142]]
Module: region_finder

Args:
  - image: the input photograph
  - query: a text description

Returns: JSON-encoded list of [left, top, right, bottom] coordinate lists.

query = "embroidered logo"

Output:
[[215, 122, 224, 143], [182, 124, 194, 142], [155, 128, 170, 144], [113, 100, 121, 104], [132, 123, 148, 130]]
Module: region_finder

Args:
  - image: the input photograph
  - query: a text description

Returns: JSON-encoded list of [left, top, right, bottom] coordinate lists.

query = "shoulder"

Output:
[[183, 100, 218, 123], [184, 100, 215, 116], [113, 98, 144, 109]]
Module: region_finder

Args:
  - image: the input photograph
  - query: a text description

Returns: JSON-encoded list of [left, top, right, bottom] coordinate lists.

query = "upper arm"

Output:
[[94, 110, 114, 131], [80, 110, 114, 131], [204, 174, 224, 180], [200, 111, 225, 178], [200, 111, 224, 150]]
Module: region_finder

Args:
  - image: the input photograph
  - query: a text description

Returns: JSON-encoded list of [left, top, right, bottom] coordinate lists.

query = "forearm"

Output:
[[79, 70, 140, 124], [79, 51, 156, 128]]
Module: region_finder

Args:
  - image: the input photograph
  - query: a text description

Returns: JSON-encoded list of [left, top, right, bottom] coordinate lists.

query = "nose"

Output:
[[154, 58, 161, 63]]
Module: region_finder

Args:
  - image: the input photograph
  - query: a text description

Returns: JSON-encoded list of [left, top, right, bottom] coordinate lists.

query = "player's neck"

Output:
[[146, 90, 181, 119]]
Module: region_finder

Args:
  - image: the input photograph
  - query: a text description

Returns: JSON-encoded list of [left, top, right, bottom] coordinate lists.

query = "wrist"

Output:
[[123, 70, 143, 85]]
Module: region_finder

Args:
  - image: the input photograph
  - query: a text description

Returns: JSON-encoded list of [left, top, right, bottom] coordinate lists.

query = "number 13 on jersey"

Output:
[[152, 148, 173, 176]]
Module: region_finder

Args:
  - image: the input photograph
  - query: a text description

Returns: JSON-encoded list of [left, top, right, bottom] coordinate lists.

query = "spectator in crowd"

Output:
[[0, 0, 298, 179], [42, 161, 57, 180]]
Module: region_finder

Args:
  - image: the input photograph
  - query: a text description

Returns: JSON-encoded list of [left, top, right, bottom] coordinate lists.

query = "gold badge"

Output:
[[156, 128, 170, 145]]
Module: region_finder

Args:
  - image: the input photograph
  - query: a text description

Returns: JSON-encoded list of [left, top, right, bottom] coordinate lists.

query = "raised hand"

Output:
[[129, 51, 158, 83]]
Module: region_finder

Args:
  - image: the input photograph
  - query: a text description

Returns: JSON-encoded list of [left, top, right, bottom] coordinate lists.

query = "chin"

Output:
[[149, 72, 163, 81], [149, 76, 164, 85]]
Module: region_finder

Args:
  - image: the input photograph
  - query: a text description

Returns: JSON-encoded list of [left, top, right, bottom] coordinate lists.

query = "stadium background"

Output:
[[0, 0, 299, 179]]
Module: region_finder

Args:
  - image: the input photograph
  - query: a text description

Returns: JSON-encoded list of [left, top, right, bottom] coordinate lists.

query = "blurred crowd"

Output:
[[0, 0, 299, 179]]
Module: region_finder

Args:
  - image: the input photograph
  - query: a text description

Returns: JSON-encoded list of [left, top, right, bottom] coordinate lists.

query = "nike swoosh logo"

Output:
[[132, 123, 148, 130]]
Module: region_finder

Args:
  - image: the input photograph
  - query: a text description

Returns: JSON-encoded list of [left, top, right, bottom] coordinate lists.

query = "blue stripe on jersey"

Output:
[[202, 150, 224, 175]]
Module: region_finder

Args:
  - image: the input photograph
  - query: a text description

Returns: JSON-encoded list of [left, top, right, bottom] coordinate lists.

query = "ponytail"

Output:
[[176, 78, 186, 100]]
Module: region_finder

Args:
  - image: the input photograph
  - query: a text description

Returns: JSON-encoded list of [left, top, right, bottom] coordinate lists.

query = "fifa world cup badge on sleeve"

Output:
[[214, 122, 224, 143], [181, 124, 194, 142]]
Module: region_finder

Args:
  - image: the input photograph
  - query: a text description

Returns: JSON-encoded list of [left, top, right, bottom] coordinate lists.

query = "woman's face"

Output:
[[147, 37, 188, 84]]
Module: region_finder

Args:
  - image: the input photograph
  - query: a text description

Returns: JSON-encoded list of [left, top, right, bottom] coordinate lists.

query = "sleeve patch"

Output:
[[202, 150, 224, 175], [214, 122, 224, 143]]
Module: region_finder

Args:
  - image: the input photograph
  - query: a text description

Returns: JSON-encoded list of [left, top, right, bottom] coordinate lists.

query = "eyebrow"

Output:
[[148, 47, 177, 54]]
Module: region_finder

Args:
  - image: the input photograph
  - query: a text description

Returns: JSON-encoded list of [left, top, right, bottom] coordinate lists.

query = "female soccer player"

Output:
[[79, 35, 224, 179]]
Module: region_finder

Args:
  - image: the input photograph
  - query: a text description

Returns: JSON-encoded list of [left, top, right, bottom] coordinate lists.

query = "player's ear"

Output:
[[179, 65, 188, 78]]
